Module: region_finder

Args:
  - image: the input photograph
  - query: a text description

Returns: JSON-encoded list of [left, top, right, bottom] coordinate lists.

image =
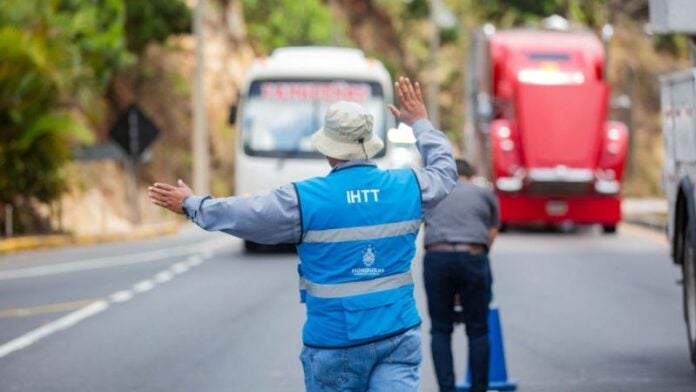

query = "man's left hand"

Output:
[[389, 76, 428, 126], [148, 179, 193, 215]]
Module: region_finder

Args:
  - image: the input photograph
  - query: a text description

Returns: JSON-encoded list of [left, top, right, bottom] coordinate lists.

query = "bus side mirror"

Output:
[[228, 105, 237, 124], [388, 124, 416, 144]]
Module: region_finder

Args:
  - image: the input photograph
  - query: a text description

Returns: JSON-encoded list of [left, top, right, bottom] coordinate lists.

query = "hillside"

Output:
[[52, 0, 254, 235], [7, 0, 690, 236]]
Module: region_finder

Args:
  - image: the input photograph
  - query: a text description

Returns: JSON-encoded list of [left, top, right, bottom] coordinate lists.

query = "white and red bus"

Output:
[[233, 47, 417, 251]]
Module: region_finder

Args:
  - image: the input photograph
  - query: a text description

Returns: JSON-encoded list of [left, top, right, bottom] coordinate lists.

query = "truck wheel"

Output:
[[602, 225, 617, 234], [682, 221, 696, 366]]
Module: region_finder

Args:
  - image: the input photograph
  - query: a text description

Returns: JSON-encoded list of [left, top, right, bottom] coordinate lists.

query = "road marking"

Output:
[[0, 299, 102, 319], [154, 271, 173, 283], [0, 237, 231, 281], [0, 250, 216, 358], [133, 279, 155, 293], [185, 256, 202, 267], [171, 262, 189, 274], [109, 290, 133, 303], [0, 301, 108, 359]]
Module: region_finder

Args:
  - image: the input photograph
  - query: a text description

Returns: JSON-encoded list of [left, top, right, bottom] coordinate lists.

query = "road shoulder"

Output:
[[0, 222, 181, 255]]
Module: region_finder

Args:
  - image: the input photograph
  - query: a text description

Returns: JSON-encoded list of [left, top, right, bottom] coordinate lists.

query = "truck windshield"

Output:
[[527, 52, 571, 62], [518, 51, 583, 85], [241, 80, 386, 158]]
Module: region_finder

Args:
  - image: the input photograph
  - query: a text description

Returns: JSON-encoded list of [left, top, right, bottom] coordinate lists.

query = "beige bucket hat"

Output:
[[311, 101, 384, 160]]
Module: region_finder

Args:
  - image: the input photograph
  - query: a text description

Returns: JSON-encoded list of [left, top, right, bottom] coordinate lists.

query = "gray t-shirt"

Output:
[[423, 179, 500, 246]]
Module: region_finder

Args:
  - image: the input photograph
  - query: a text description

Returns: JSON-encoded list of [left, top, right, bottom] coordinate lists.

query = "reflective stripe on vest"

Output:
[[300, 271, 413, 298], [303, 219, 421, 243]]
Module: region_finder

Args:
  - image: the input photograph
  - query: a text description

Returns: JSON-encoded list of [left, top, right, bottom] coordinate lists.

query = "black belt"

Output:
[[425, 242, 485, 254]]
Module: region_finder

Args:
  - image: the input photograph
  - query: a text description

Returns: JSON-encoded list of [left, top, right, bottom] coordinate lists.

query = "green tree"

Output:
[[124, 0, 191, 55], [242, 0, 335, 53], [0, 0, 191, 233], [0, 24, 93, 231], [0, 0, 125, 204]]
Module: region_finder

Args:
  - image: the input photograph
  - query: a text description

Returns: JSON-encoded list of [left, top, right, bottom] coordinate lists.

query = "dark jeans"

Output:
[[423, 251, 492, 392]]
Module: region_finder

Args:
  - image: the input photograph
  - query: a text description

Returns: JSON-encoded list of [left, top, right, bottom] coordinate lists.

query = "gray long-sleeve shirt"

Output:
[[423, 179, 500, 246], [182, 119, 457, 244]]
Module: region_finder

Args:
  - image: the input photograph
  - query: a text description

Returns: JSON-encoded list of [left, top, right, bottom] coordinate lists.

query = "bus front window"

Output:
[[241, 80, 386, 158]]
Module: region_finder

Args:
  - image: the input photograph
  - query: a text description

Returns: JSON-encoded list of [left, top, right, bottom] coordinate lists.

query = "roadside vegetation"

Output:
[[0, 0, 189, 233], [0, 0, 689, 235]]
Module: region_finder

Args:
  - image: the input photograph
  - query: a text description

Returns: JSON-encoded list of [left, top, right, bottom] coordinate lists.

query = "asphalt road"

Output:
[[0, 224, 694, 391]]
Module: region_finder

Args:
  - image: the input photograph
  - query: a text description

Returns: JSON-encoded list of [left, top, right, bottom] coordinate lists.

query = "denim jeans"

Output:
[[300, 326, 422, 392], [423, 251, 492, 392]]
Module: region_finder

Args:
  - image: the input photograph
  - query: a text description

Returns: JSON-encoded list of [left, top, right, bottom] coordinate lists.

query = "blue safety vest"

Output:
[[293, 164, 422, 348]]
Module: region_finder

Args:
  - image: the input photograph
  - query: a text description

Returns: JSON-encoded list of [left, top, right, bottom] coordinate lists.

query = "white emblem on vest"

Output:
[[353, 245, 383, 276], [362, 245, 376, 267]]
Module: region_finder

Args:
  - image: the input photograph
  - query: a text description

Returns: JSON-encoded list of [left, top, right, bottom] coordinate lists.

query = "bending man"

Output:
[[422, 159, 500, 392]]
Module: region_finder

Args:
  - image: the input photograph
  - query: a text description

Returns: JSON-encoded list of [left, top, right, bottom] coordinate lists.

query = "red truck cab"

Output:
[[467, 27, 628, 232]]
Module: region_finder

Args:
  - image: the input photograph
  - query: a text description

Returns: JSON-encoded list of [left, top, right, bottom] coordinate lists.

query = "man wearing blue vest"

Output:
[[148, 77, 457, 391]]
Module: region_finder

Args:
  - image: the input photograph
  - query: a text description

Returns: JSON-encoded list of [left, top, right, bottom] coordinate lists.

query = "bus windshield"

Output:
[[241, 80, 386, 158]]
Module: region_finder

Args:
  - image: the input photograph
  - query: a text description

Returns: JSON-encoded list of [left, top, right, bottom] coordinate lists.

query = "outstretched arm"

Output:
[[148, 180, 301, 244]]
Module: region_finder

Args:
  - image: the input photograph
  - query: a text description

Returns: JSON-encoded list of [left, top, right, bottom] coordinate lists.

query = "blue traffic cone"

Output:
[[456, 306, 517, 391]]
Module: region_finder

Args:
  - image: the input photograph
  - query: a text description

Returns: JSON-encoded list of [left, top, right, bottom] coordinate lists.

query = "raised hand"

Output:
[[148, 179, 193, 215], [388, 76, 428, 126]]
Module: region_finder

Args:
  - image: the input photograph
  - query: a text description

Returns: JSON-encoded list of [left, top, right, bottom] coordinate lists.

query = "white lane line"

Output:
[[154, 271, 173, 283], [0, 242, 217, 359], [109, 290, 134, 303], [171, 262, 189, 274], [0, 301, 109, 359], [185, 256, 202, 268], [0, 248, 183, 280], [0, 237, 231, 281], [133, 280, 155, 293]]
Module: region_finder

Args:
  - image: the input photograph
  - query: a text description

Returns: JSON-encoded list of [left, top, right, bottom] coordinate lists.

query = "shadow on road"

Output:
[[501, 223, 608, 236]]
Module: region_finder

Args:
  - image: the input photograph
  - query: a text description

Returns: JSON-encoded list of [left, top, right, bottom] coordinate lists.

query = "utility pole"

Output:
[[329, 0, 339, 45], [427, 0, 441, 129], [4, 204, 12, 237], [426, 0, 456, 129], [193, 0, 210, 195], [127, 108, 141, 224]]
